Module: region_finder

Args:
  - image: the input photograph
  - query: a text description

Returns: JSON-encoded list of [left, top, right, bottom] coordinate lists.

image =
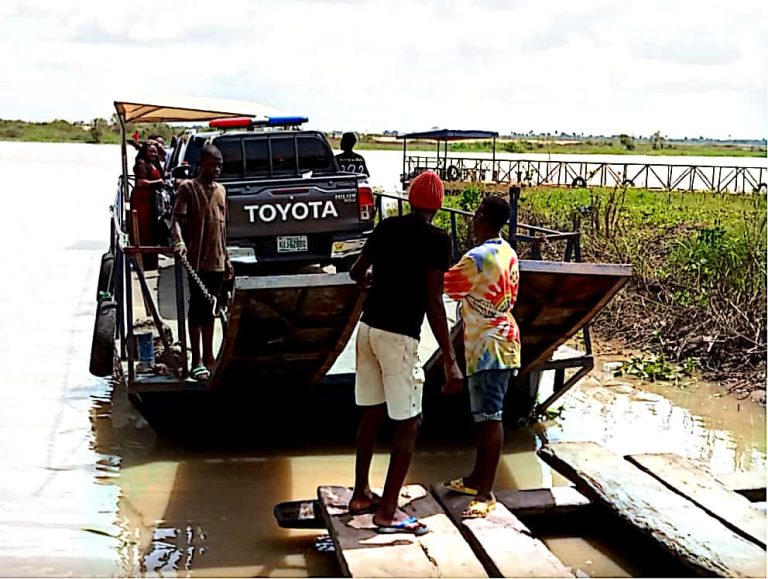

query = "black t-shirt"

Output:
[[335, 151, 369, 176], [360, 213, 452, 340]]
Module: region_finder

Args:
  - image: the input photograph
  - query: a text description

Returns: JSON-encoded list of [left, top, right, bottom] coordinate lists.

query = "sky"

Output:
[[0, 0, 765, 139]]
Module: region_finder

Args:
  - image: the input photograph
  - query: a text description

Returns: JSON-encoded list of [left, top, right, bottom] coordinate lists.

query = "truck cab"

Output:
[[166, 117, 374, 271]]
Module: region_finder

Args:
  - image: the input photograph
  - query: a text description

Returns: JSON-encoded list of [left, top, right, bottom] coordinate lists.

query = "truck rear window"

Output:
[[218, 140, 243, 176], [210, 132, 335, 179], [245, 139, 269, 176], [298, 137, 333, 172], [271, 137, 296, 174]]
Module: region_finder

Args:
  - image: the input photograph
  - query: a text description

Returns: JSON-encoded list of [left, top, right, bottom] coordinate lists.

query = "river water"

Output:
[[0, 141, 764, 577]]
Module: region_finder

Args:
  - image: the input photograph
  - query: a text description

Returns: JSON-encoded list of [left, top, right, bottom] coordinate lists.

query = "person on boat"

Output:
[[148, 134, 168, 169], [347, 170, 463, 536], [335, 132, 369, 176], [171, 144, 234, 382], [131, 141, 165, 271], [442, 195, 520, 519]]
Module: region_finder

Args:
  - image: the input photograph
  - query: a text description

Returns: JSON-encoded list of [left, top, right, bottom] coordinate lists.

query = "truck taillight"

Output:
[[358, 185, 374, 221]]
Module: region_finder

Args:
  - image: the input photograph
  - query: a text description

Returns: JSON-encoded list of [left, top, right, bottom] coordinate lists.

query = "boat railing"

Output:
[[374, 186, 583, 265], [110, 175, 189, 386]]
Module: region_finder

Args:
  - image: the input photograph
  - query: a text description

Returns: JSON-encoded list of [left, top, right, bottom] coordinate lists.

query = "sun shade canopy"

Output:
[[114, 95, 288, 124], [398, 129, 499, 141]]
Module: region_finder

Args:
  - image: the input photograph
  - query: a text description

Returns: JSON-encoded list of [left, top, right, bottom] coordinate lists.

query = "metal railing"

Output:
[[111, 176, 189, 385], [404, 155, 768, 194]]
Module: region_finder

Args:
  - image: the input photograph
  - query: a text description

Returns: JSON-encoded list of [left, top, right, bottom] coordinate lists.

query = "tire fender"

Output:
[[89, 298, 117, 377]]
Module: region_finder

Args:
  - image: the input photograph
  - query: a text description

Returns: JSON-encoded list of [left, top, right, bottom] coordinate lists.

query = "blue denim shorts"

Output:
[[468, 369, 514, 422]]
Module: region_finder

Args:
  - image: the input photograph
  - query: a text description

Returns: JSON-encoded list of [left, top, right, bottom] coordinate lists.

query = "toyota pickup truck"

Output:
[[166, 117, 374, 270]]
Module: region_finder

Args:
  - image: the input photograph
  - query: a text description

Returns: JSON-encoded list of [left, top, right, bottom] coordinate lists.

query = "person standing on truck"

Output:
[[335, 132, 369, 176], [171, 144, 234, 382], [131, 141, 164, 271], [442, 195, 521, 519], [347, 170, 463, 536]]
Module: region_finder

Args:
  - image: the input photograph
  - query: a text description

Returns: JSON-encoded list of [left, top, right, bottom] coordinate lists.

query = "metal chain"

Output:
[[178, 253, 229, 323]]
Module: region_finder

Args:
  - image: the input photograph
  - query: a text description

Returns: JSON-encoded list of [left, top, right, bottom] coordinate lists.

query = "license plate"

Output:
[[277, 235, 308, 253]]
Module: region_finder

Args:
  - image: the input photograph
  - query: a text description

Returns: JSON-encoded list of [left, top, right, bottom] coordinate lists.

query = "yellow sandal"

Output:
[[462, 499, 496, 519], [444, 477, 478, 496]]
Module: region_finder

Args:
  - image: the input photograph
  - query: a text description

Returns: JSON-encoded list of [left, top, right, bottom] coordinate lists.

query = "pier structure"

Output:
[[402, 154, 767, 194]]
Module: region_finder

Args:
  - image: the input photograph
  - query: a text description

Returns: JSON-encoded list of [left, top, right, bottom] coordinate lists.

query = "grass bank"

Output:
[[330, 136, 767, 158], [0, 119, 176, 145], [436, 184, 767, 393]]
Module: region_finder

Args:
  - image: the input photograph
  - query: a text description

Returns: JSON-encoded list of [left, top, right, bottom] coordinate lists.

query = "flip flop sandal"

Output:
[[444, 477, 478, 496], [190, 365, 211, 381], [374, 516, 429, 536], [462, 499, 497, 519]]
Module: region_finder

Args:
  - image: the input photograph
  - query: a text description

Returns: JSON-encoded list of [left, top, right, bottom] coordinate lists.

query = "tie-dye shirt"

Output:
[[444, 238, 520, 375]]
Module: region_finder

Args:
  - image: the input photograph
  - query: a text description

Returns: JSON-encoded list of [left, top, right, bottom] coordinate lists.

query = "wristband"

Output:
[[173, 240, 185, 248]]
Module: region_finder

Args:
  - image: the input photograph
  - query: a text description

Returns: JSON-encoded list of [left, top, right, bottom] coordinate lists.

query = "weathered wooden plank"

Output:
[[716, 471, 767, 502], [272, 486, 592, 531], [538, 442, 766, 578], [496, 486, 592, 519], [317, 485, 487, 578], [431, 483, 574, 578], [626, 453, 766, 549]]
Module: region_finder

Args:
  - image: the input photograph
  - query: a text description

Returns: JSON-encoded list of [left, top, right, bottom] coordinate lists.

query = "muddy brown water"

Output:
[[0, 142, 764, 577]]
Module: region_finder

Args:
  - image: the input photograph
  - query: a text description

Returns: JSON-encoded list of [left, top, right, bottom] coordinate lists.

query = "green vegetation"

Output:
[[442, 138, 766, 157], [520, 185, 766, 388], [2, 119, 765, 157], [618, 353, 699, 383], [0, 117, 176, 144]]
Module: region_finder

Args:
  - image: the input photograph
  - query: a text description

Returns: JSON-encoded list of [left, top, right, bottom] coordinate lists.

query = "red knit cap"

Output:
[[408, 171, 444, 210]]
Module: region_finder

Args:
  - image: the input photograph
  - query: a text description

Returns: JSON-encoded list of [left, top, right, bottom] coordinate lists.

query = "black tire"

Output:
[[89, 298, 117, 377], [446, 165, 460, 181], [96, 252, 114, 301], [754, 183, 767, 194], [571, 176, 587, 188]]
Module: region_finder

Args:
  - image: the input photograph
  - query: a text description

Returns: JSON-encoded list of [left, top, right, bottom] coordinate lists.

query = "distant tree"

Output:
[[89, 118, 109, 144], [618, 134, 635, 151], [651, 130, 665, 150]]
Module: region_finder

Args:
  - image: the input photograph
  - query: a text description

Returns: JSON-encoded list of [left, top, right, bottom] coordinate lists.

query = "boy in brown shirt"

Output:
[[171, 144, 233, 380]]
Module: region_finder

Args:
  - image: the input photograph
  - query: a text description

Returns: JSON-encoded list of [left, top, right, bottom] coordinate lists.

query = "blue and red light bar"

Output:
[[209, 116, 309, 129]]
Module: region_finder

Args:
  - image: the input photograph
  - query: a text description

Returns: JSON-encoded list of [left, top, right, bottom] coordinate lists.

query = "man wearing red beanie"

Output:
[[348, 171, 463, 535]]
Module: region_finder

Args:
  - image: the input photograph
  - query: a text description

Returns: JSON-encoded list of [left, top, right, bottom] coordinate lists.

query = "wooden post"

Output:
[[508, 185, 520, 251]]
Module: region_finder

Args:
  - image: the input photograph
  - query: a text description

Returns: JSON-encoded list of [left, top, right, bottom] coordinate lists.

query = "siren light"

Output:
[[209, 116, 309, 129]]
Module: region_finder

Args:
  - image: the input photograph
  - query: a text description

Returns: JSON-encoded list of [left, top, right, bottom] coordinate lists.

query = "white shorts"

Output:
[[355, 322, 424, 420]]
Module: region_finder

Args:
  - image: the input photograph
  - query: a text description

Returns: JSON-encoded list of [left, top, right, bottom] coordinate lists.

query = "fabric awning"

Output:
[[114, 95, 287, 124]]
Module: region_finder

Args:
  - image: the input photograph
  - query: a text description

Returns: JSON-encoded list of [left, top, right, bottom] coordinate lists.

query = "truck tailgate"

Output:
[[225, 176, 362, 238]]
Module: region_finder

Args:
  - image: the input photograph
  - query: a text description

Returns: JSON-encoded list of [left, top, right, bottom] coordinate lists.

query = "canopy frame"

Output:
[[398, 129, 499, 187]]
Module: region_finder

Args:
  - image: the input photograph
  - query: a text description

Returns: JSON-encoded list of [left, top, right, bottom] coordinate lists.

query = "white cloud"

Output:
[[0, 0, 765, 138]]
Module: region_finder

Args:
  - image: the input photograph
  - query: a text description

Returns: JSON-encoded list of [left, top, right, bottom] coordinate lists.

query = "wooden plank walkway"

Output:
[[538, 442, 766, 578], [317, 485, 487, 578], [431, 483, 574, 578], [626, 453, 766, 549], [496, 486, 591, 519], [717, 470, 767, 502]]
